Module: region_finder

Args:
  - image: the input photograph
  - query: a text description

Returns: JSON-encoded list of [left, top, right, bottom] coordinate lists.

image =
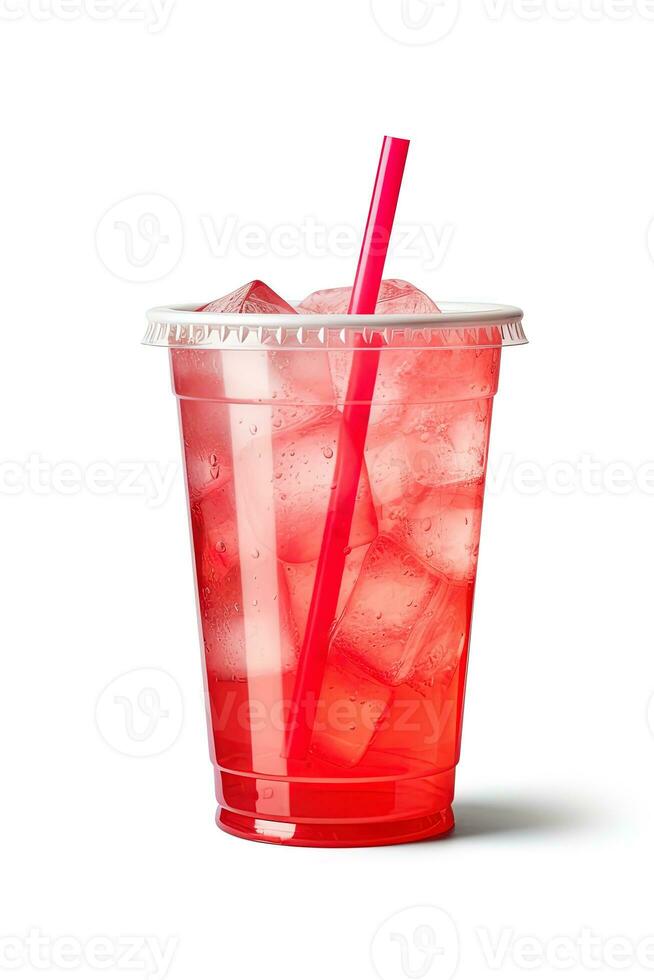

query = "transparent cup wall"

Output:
[[146, 308, 525, 846]]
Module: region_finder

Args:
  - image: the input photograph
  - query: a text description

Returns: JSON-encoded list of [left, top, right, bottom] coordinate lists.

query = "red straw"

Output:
[[286, 136, 410, 760]]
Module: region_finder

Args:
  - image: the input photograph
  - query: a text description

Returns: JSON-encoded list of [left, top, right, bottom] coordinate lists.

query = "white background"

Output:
[[1, 1, 653, 978]]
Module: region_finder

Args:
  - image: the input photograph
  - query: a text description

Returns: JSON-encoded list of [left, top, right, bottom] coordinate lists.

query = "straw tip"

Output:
[[384, 134, 411, 147]]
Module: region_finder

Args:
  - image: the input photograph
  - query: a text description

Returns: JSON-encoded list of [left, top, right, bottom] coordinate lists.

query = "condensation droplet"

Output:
[[216, 541, 227, 554], [251, 549, 260, 559], [343, 546, 352, 556], [322, 447, 334, 459], [209, 452, 220, 480], [421, 518, 432, 531], [249, 424, 258, 435]]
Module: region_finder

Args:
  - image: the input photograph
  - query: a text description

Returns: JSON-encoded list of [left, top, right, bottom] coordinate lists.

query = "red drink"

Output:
[[146, 279, 528, 846]]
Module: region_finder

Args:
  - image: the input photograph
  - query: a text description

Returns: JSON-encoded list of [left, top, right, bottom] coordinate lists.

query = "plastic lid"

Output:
[[143, 301, 526, 351]]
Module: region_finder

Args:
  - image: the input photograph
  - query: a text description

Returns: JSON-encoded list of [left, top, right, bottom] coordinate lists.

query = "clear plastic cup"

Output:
[[144, 301, 526, 846]]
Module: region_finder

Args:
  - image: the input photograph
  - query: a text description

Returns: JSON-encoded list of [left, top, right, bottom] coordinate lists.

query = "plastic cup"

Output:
[[144, 301, 526, 847]]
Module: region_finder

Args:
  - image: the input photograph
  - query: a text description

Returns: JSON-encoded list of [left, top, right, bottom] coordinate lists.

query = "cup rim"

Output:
[[146, 300, 524, 330], [143, 302, 527, 350]]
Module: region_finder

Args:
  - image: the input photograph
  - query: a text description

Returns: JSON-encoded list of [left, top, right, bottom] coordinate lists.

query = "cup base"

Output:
[[214, 763, 456, 847], [217, 805, 454, 847]]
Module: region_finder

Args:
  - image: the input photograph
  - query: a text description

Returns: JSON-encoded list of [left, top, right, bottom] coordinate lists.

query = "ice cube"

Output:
[[266, 348, 336, 432], [299, 283, 499, 445], [364, 424, 429, 514], [412, 346, 501, 403], [241, 413, 378, 564], [298, 279, 440, 425], [172, 281, 336, 431], [297, 278, 440, 315], [171, 281, 295, 401], [388, 480, 484, 582], [403, 399, 492, 489], [364, 399, 487, 519], [309, 656, 391, 768], [406, 581, 472, 696], [200, 561, 299, 682], [331, 535, 447, 687], [191, 474, 239, 579], [199, 280, 297, 315], [284, 543, 369, 637], [178, 398, 232, 496], [205, 281, 336, 432]]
